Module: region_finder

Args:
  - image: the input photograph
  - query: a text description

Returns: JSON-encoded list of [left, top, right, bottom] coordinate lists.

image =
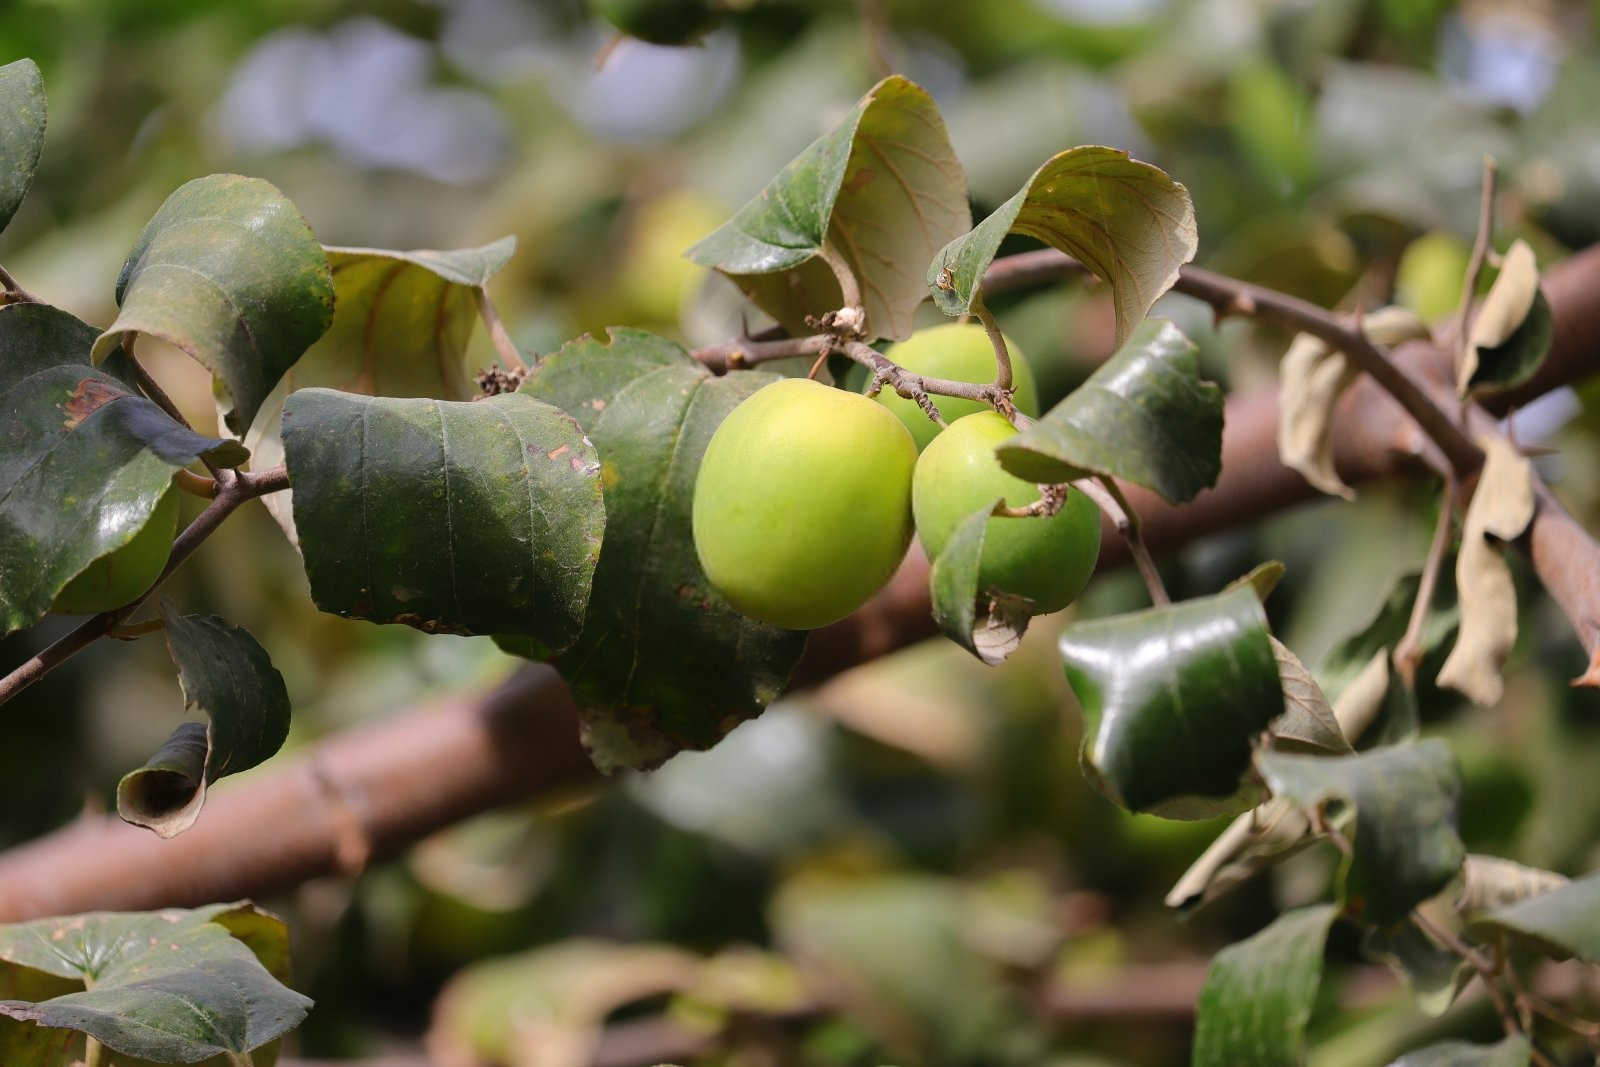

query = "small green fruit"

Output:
[[914, 411, 1100, 614], [590, 0, 721, 45], [871, 322, 1040, 450], [1396, 230, 1471, 323], [52, 481, 178, 614], [693, 378, 917, 629]]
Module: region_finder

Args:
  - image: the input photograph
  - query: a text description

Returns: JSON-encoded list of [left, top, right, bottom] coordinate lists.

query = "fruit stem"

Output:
[[818, 240, 864, 315], [474, 286, 529, 373], [969, 289, 1015, 395], [1079, 476, 1170, 606]]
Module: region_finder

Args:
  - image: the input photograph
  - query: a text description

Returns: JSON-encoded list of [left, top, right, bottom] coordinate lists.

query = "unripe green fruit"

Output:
[[590, 0, 721, 45], [692, 378, 917, 630], [1396, 230, 1471, 323], [913, 411, 1100, 614], [52, 481, 178, 614], [871, 322, 1040, 451]]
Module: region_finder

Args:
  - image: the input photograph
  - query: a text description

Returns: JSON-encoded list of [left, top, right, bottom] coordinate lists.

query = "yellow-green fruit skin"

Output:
[[692, 378, 918, 630], [914, 411, 1100, 614], [871, 323, 1040, 450], [52, 481, 178, 614]]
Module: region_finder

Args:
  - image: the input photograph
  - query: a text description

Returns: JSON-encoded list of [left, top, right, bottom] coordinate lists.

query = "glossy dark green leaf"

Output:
[[687, 76, 970, 341], [117, 608, 291, 839], [245, 237, 517, 543], [928, 146, 1196, 346], [92, 174, 336, 435], [1467, 870, 1600, 963], [1388, 1036, 1531, 1067], [1061, 585, 1282, 818], [515, 329, 808, 772], [0, 303, 245, 635], [0, 902, 310, 1066], [1467, 290, 1552, 397], [928, 499, 1030, 666], [1192, 904, 1339, 1067], [1259, 739, 1465, 925], [0, 58, 45, 236], [994, 319, 1222, 502], [282, 389, 603, 648]]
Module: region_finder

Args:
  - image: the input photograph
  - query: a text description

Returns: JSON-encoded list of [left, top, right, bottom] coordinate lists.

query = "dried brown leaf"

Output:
[[1435, 435, 1535, 705], [1269, 638, 1353, 754], [1458, 239, 1539, 395]]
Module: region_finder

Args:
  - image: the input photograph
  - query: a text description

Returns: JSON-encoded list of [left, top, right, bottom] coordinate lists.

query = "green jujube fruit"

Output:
[[51, 481, 179, 614], [914, 411, 1100, 614], [870, 322, 1040, 450], [692, 378, 917, 630]]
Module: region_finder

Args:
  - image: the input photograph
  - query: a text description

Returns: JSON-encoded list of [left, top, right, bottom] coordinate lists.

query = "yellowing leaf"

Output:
[[1458, 239, 1539, 395], [1332, 647, 1391, 741], [1457, 854, 1569, 914], [1436, 435, 1535, 705]]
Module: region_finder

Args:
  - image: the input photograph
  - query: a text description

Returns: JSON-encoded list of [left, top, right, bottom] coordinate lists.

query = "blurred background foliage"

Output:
[[3, 0, 1600, 1063]]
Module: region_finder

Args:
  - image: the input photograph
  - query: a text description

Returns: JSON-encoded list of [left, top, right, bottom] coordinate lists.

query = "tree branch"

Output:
[[0, 466, 290, 708], [981, 249, 1485, 474], [5, 245, 1600, 917]]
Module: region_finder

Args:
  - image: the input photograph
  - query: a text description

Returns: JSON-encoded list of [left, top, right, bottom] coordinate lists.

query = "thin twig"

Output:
[[818, 241, 864, 313], [1073, 477, 1170, 606], [1412, 908, 1526, 1046], [473, 287, 528, 373], [970, 289, 1015, 396], [123, 337, 232, 481], [1394, 475, 1455, 690], [1452, 157, 1499, 389], [857, 0, 894, 79], [0, 262, 39, 304], [979, 249, 1485, 475], [837, 338, 998, 407], [0, 466, 291, 708], [692, 333, 832, 373]]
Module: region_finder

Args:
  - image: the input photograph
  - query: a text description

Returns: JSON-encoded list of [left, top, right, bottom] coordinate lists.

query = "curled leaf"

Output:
[[1277, 306, 1429, 500], [1456, 854, 1569, 915], [1165, 798, 1312, 911], [1436, 435, 1534, 706], [688, 76, 970, 341], [928, 500, 1030, 666], [1459, 239, 1540, 396], [116, 607, 291, 838], [928, 146, 1197, 347], [1269, 638, 1352, 755]]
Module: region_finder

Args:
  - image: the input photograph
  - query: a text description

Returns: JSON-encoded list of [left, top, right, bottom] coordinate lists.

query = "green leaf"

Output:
[[928, 500, 1030, 666], [1388, 1035, 1531, 1067], [281, 389, 603, 649], [1467, 870, 1600, 963], [927, 146, 1197, 347], [92, 174, 336, 435], [0, 303, 245, 635], [994, 319, 1222, 502], [1192, 904, 1340, 1067], [0, 58, 45, 236], [0, 903, 310, 1066], [1061, 585, 1282, 818], [244, 238, 517, 543], [116, 607, 291, 839], [515, 329, 808, 772], [687, 76, 970, 341], [1259, 739, 1466, 925]]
